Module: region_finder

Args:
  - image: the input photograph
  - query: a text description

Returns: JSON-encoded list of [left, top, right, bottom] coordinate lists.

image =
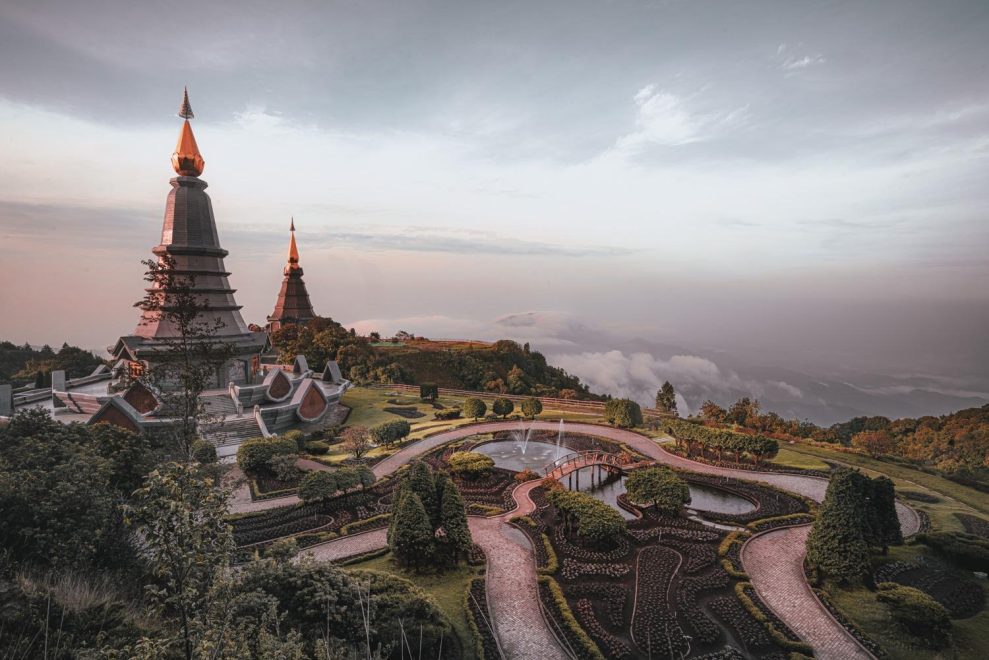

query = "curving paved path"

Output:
[[301, 478, 566, 659], [265, 420, 918, 658], [743, 525, 872, 660]]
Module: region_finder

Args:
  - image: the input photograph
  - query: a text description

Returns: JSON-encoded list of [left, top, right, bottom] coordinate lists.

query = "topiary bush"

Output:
[[304, 440, 330, 455], [604, 398, 643, 428], [236, 436, 298, 475], [298, 471, 339, 503], [462, 397, 487, 420], [281, 429, 306, 451], [520, 397, 543, 419], [191, 439, 217, 464], [876, 582, 952, 648], [420, 382, 439, 402], [492, 397, 514, 418], [447, 451, 496, 479]]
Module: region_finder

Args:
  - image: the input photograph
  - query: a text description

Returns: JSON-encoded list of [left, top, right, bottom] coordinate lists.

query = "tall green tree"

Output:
[[135, 255, 234, 457], [407, 461, 439, 524], [655, 381, 678, 415], [521, 397, 543, 419], [125, 462, 234, 660], [390, 492, 435, 569], [626, 467, 691, 514], [806, 468, 872, 582], [462, 397, 487, 420], [439, 481, 473, 561]]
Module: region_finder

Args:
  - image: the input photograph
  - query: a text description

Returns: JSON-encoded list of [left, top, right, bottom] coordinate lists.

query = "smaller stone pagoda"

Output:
[[267, 219, 317, 332]]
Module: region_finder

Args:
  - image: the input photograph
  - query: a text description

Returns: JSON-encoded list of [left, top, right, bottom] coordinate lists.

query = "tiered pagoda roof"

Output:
[[267, 219, 317, 332], [112, 89, 267, 385]]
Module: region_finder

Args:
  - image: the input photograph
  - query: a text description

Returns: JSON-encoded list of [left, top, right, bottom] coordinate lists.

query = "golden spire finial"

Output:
[[287, 218, 300, 269], [171, 87, 205, 176], [178, 86, 195, 119]]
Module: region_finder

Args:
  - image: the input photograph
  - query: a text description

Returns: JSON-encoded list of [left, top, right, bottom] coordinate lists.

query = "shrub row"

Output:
[[746, 513, 814, 533], [663, 418, 778, 463], [917, 531, 989, 572], [552, 525, 630, 563], [338, 513, 391, 537], [537, 576, 605, 660], [540, 534, 559, 575]]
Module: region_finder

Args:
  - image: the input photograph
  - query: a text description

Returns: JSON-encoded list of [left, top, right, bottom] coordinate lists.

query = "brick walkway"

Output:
[[742, 526, 873, 660]]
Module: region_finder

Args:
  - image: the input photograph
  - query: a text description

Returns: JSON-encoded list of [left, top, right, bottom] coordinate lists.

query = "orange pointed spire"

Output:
[[171, 87, 205, 176], [287, 218, 300, 270]]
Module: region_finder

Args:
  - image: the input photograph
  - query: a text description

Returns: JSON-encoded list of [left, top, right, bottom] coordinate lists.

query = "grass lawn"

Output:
[[343, 551, 481, 660], [771, 445, 832, 471], [822, 544, 989, 659], [781, 442, 989, 522]]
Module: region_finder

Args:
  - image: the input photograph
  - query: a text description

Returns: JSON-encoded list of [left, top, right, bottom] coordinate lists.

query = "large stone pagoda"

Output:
[[111, 89, 267, 387], [267, 218, 317, 332]]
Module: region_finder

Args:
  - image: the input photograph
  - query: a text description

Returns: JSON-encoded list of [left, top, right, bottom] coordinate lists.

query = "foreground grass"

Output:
[[823, 544, 989, 659], [343, 551, 481, 660]]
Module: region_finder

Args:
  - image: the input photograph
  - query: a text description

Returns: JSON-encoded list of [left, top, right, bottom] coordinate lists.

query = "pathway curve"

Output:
[[301, 479, 567, 659], [255, 420, 919, 658], [742, 526, 873, 660]]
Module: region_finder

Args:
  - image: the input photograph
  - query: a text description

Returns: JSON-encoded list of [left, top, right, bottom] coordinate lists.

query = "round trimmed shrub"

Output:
[[236, 436, 298, 475], [463, 398, 487, 420], [521, 397, 543, 419], [298, 470, 339, 503], [191, 439, 217, 464], [876, 582, 952, 648], [604, 398, 643, 428], [304, 440, 330, 455], [282, 430, 306, 451], [492, 397, 514, 418]]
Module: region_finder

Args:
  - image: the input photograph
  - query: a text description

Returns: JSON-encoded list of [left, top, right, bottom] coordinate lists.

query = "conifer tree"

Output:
[[408, 461, 439, 525], [439, 481, 473, 561], [390, 491, 435, 568], [806, 468, 872, 582], [866, 475, 903, 553]]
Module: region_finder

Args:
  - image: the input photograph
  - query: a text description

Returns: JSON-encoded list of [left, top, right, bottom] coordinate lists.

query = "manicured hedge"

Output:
[[537, 576, 605, 660], [237, 436, 298, 474], [917, 532, 989, 572], [663, 418, 779, 463], [734, 582, 814, 655], [876, 582, 952, 648]]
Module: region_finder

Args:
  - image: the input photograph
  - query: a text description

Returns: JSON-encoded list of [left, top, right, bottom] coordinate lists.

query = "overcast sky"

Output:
[[1, 0, 987, 416]]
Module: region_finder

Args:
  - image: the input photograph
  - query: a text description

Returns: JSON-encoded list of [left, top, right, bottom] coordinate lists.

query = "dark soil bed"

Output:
[[383, 406, 426, 418], [956, 512, 989, 539]]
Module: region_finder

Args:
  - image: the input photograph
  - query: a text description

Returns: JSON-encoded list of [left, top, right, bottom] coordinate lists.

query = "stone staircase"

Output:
[[202, 394, 239, 416], [206, 415, 263, 455]]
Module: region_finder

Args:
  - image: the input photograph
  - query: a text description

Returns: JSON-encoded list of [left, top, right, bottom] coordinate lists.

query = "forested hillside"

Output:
[[270, 317, 603, 400]]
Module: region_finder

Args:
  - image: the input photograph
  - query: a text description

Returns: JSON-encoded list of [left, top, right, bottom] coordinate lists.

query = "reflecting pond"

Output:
[[474, 439, 756, 518]]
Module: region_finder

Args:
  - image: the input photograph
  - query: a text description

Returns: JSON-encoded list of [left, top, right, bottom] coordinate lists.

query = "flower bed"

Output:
[[553, 526, 630, 562], [561, 558, 630, 580], [568, 583, 627, 628], [675, 568, 730, 645], [628, 525, 721, 544], [707, 595, 772, 649], [629, 545, 685, 655], [465, 577, 500, 660], [660, 539, 716, 574], [576, 598, 633, 659]]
